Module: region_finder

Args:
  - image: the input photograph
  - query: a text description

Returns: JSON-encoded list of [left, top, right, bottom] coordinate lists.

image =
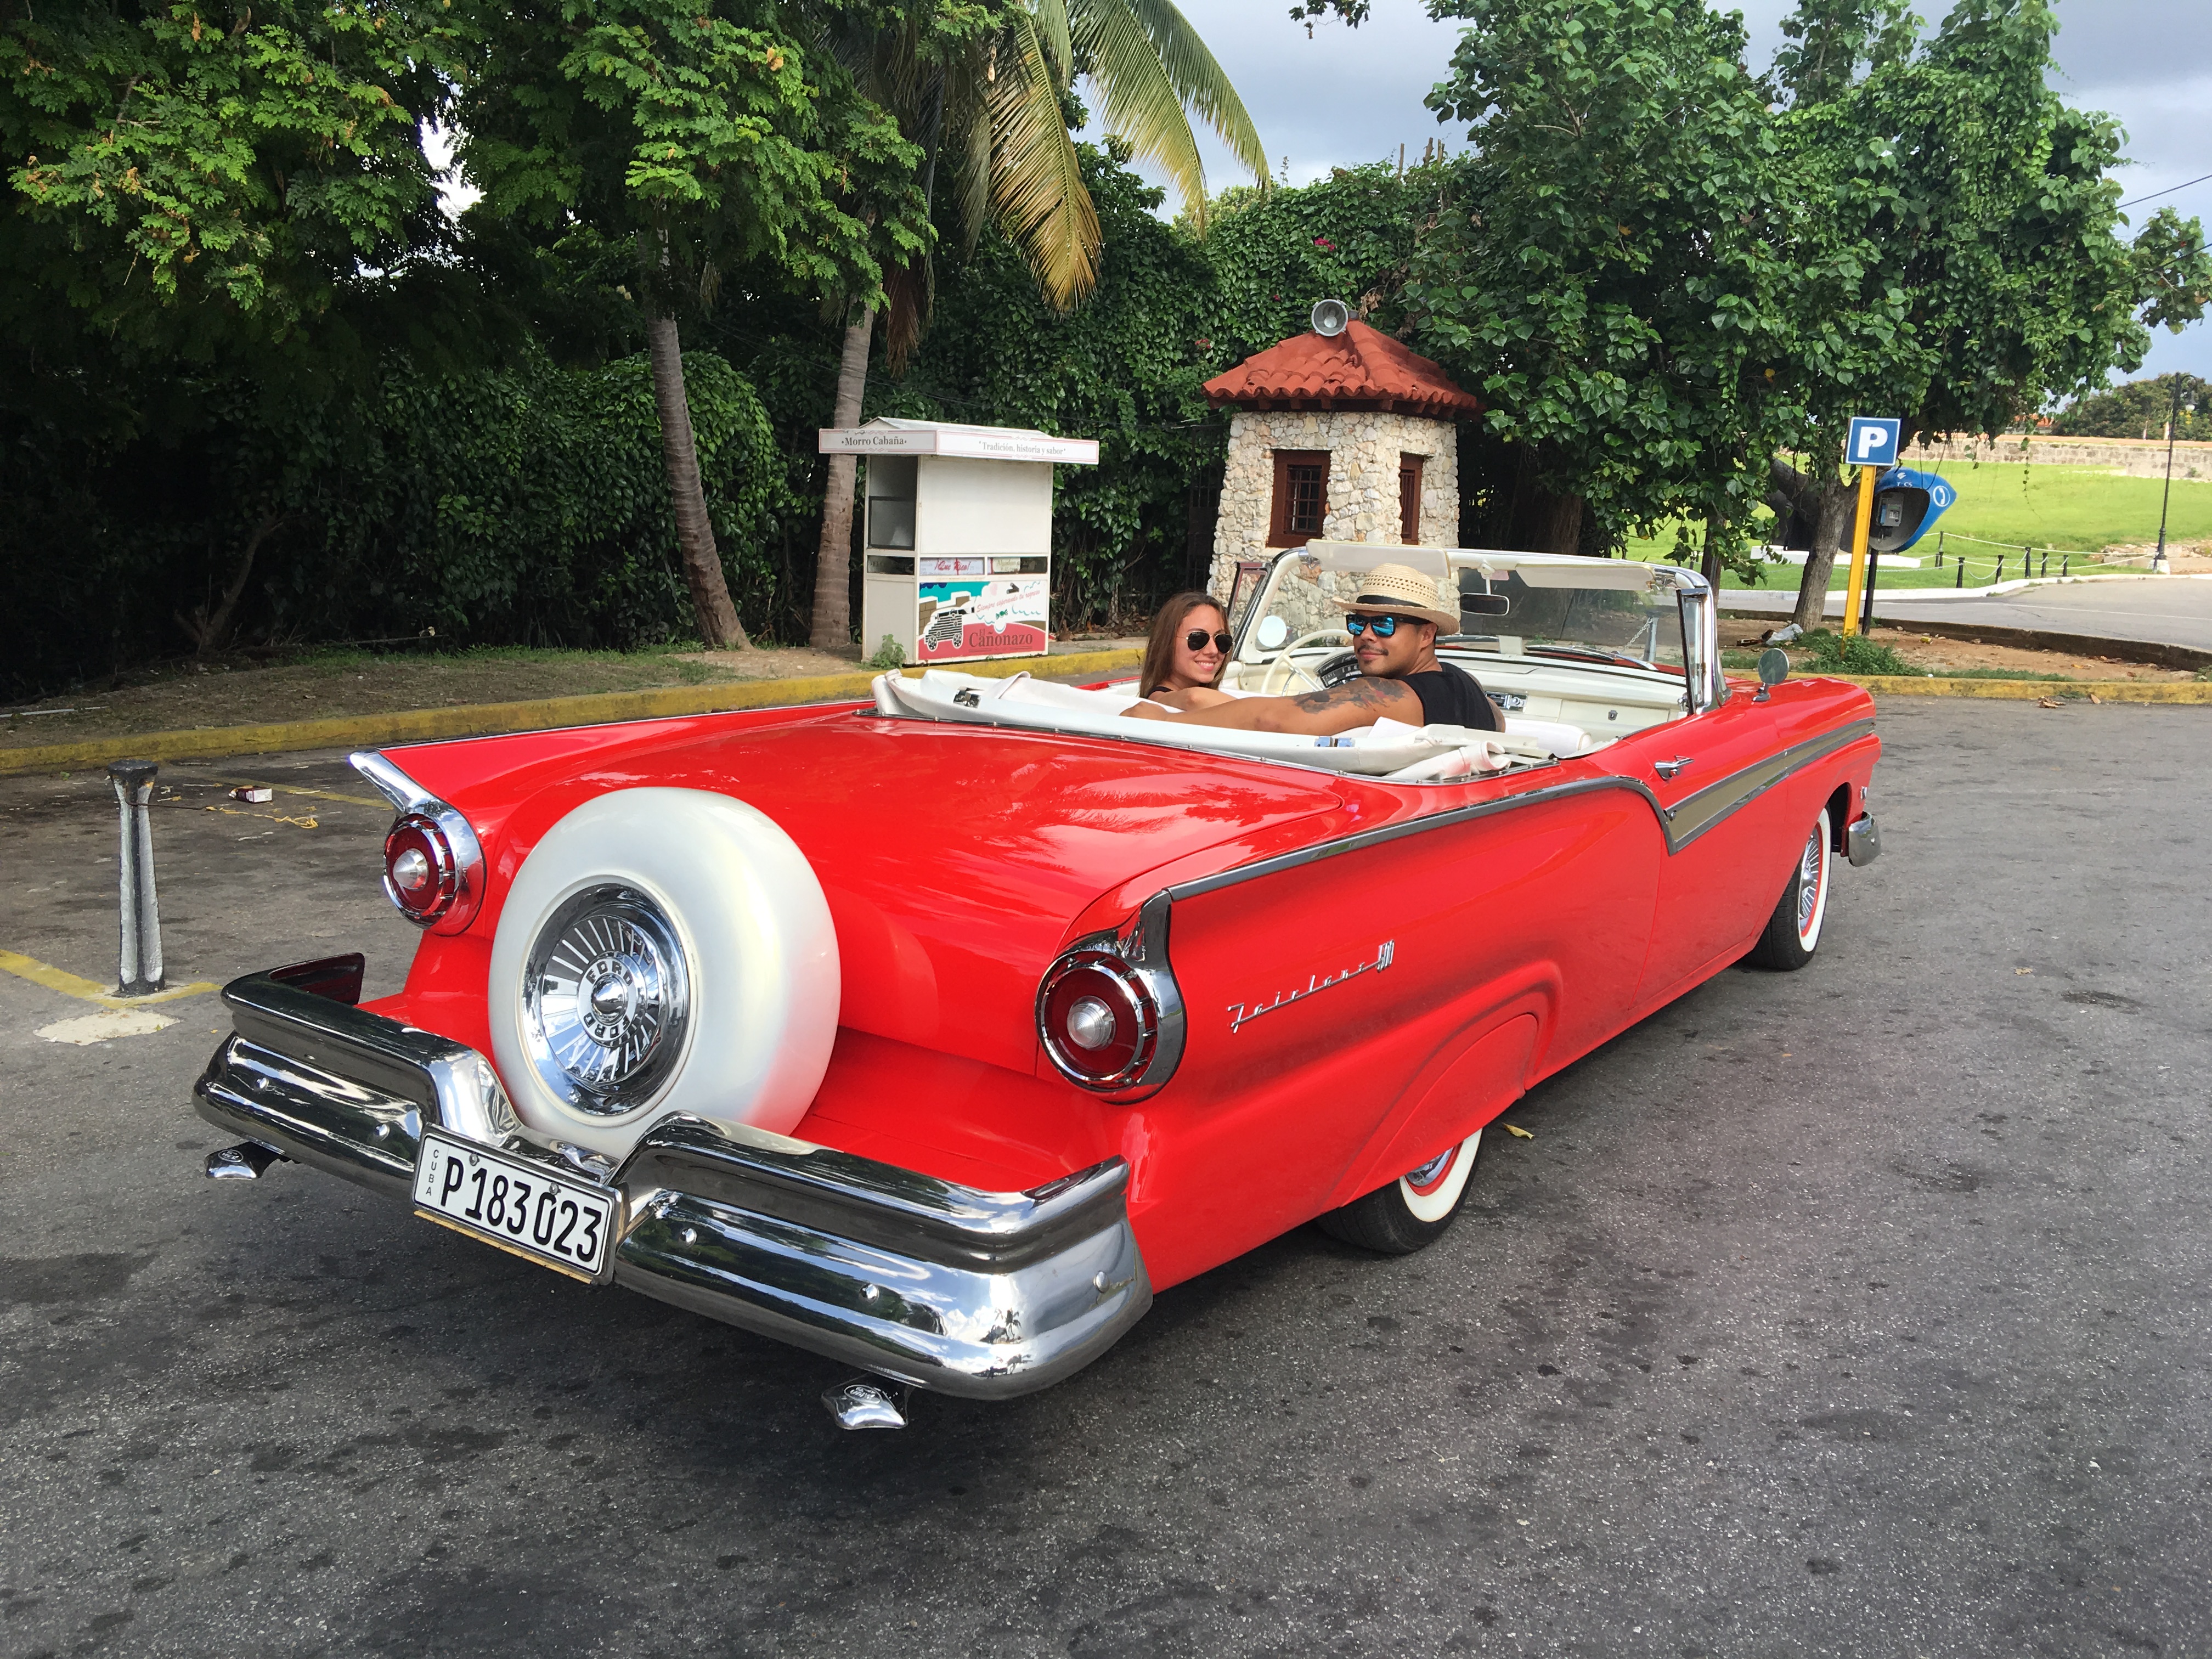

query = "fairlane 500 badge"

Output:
[[1227, 940, 1395, 1034]]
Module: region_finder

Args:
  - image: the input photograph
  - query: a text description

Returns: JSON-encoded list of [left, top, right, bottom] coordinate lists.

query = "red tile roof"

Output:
[[1203, 320, 1482, 419]]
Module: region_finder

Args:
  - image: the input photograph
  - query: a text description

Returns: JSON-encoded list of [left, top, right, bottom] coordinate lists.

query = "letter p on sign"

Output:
[[1848, 417, 1901, 466]]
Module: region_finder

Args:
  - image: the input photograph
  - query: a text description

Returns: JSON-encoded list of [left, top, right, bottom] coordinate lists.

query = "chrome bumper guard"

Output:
[[195, 973, 1152, 1400], [1847, 812, 1882, 867]]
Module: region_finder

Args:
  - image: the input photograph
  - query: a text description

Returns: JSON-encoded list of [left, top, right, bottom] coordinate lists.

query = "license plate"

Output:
[[411, 1129, 617, 1282]]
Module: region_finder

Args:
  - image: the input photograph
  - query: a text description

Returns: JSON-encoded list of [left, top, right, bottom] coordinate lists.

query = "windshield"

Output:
[[1231, 546, 1689, 675]]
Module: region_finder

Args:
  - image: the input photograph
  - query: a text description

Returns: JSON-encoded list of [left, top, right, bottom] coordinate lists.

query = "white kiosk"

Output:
[[816, 418, 1099, 667]]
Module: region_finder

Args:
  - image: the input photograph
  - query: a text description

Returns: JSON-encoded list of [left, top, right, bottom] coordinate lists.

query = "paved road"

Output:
[[1722, 573, 2212, 651], [4, 707, 2210, 1657]]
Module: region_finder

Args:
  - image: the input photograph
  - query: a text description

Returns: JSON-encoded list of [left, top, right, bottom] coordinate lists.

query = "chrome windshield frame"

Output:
[[1228, 543, 1720, 710]]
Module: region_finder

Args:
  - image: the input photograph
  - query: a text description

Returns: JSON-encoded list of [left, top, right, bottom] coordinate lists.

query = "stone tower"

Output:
[[1200, 317, 1481, 600]]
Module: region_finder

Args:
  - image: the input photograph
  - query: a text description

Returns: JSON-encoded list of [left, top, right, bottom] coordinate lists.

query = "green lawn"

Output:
[[1627, 461, 2212, 589]]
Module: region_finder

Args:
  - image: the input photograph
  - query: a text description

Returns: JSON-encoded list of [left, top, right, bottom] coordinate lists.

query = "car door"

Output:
[[1606, 683, 1791, 1007]]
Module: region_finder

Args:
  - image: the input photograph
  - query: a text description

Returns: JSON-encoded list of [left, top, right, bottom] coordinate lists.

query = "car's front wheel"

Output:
[[1745, 805, 1833, 971], [1317, 1129, 1485, 1255]]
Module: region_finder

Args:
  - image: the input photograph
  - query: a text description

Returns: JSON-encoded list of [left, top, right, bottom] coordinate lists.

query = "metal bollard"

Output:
[[1995, 555, 2005, 584], [1955, 558, 1965, 588], [107, 758, 165, 996], [2063, 554, 2070, 576]]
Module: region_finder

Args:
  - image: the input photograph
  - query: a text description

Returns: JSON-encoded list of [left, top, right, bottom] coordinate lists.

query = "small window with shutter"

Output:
[[1268, 450, 1330, 547], [1398, 454, 1426, 544]]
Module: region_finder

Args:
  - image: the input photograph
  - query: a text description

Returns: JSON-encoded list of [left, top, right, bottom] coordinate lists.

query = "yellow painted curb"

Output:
[[0, 650, 1146, 778], [1829, 676, 2212, 702], [0, 947, 218, 1008]]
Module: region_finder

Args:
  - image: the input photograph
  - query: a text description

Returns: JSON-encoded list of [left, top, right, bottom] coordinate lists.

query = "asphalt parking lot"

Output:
[[3, 701, 2209, 1658]]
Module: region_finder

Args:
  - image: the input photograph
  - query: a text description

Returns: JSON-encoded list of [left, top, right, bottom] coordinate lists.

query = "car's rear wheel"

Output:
[[1317, 1129, 1485, 1255], [1745, 805, 1833, 971], [487, 788, 840, 1158]]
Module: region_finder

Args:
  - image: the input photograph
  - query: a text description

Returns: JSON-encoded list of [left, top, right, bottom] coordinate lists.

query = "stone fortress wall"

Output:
[[1207, 408, 1460, 600], [1905, 434, 2211, 480]]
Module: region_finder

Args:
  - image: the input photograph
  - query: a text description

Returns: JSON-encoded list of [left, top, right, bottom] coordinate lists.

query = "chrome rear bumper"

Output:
[[195, 972, 1150, 1400]]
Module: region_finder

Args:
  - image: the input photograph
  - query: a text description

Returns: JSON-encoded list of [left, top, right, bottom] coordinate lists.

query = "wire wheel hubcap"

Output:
[[523, 884, 691, 1115], [1796, 826, 1826, 943]]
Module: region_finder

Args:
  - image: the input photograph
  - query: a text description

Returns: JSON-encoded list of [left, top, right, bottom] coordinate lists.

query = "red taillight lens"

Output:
[[383, 813, 459, 926], [1039, 952, 1157, 1088]]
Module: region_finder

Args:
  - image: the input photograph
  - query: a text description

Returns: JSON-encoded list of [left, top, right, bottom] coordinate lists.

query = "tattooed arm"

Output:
[[1121, 674, 1423, 733]]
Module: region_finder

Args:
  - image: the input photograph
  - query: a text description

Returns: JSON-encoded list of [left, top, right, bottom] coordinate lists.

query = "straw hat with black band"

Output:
[[1331, 562, 1460, 633]]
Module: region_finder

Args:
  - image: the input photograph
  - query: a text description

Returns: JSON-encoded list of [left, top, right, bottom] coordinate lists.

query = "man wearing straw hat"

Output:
[[1126, 562, 1500, 736]]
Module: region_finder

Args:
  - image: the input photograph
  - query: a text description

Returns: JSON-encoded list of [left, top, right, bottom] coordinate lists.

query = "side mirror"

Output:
[[1753, 647, 1790, 701], [1254, 615, 1289, 651]]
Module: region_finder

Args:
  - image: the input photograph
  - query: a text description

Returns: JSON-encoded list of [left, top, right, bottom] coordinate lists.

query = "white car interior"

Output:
[[872, 543, 1716, 782]]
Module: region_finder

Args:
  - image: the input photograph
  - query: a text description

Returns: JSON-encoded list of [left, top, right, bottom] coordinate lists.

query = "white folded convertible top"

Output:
[[868, 670, 1567, 781]]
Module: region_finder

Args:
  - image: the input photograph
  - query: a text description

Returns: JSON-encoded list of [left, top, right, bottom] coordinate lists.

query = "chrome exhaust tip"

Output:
[[206, 1142, 286, 1180], [822, 1377, 909, 1431]]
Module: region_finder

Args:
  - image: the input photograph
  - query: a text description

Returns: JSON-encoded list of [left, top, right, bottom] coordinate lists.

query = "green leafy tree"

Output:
[[2, 0, 461, 346], [804, 0, 1268, 649], [456, 0, 933, 647], [1764, 0, 2211, 627], [2051, 374, 2211, 442], [1404, 0, 1806, 570]]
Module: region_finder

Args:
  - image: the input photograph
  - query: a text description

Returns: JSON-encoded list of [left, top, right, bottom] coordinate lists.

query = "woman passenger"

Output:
[[1138, 592, 1237, 709]]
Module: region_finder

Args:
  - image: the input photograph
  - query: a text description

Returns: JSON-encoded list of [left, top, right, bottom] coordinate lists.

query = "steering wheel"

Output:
[[1258, 628, 1355, 695]]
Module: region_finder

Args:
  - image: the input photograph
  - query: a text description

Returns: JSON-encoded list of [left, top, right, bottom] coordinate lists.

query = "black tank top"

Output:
[[1403, 664, 1502, 732]]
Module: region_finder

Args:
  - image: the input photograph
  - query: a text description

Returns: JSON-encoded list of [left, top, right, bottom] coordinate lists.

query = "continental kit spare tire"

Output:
[[486, 788, 839, 1158]]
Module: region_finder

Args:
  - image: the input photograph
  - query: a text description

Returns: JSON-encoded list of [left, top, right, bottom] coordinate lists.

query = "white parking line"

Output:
[[37, 1007, 177, 1045]]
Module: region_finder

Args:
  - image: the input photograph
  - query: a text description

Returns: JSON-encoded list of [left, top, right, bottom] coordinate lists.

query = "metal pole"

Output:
[[107, 758, 164, 996], [1860, 541, 1882, 634], [2154, 378, 2181, 574], [1841, 465, 1877, 638]]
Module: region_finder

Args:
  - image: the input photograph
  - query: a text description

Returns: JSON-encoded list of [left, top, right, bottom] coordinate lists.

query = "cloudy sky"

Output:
[[1117, 0, 2211, 386]]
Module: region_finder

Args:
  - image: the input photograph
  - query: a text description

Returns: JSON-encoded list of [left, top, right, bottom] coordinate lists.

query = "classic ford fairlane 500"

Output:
[[195, 544, 1880, 1426]]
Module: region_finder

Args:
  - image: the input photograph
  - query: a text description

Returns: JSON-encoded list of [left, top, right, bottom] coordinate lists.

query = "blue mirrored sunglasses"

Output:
[[1344, 613, 1420, 638]]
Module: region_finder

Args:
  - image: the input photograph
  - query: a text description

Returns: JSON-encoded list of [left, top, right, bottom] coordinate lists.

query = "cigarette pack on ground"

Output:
[[229, 786, 273, 803]]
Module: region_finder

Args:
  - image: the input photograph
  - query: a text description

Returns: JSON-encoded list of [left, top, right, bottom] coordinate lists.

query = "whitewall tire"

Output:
[[486, 788, 840, 1158], [1318, 1129, 1486, 1254], [1746, 806, 1833, 972]]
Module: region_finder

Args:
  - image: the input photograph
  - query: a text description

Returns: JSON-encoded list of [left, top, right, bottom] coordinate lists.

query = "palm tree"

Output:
[[809, 0, 1267, 651]]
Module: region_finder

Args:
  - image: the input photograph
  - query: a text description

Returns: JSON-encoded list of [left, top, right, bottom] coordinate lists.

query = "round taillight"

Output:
[[383, 814, 459, 926], [1038, 952, 1157, 1088]]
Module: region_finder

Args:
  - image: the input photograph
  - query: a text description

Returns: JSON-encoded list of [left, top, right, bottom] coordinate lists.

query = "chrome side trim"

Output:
[[1667, 719, 1875, 848], [348, 751, 487, 936], [1164, 719, 1878, 904], [1847, 813, 1882, 866], [194, 973, 1152, 1401]]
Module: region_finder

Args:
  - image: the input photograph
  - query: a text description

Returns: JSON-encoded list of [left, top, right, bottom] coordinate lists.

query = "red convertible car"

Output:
[[196, 545, 1880, 1426]]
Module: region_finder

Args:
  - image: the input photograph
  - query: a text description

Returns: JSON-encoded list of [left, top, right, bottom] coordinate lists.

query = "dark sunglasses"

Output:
[[1183, 629, 1233, 653], [1345, 613, 1420, 638]]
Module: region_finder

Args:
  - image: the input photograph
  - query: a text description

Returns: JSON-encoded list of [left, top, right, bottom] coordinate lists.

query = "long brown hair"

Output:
[[1140, 591, 1230, 697]]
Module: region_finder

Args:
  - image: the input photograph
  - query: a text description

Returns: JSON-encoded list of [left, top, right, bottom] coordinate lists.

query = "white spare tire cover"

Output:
[[487, 788, 839, 1157]]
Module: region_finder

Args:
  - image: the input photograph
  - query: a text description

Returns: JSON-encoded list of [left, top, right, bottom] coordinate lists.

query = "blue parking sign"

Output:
[[1847, 417, 1901, 466]]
